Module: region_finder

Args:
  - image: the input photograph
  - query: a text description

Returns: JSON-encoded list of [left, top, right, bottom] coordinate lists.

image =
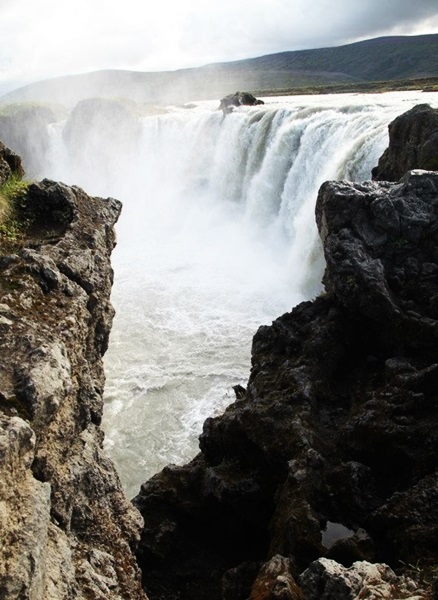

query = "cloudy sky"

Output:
[[0, 0, 437, 93]]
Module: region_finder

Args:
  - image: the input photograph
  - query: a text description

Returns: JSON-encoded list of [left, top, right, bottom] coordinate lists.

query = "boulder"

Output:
[[219, 91, 264, 113], [299, 558, 424, 600], [372, 103, 438, 181], [0, 140, 24, 186]]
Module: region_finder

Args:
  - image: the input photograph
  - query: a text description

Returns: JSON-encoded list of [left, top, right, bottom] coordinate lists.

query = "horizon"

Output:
[[1, 0, 437, 96]]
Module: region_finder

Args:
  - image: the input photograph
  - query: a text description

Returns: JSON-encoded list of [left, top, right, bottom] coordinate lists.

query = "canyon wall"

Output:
[[0, 144, 147, 600]]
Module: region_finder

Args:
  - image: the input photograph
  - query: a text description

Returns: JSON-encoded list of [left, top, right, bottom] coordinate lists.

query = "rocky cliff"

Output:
[[133, 106, 438, 599], [372, 103, 438, 181], [0, 144, 147, 599]]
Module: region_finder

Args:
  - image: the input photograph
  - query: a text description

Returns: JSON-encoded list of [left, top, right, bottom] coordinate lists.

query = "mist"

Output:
[[0, 91, 431, 496]]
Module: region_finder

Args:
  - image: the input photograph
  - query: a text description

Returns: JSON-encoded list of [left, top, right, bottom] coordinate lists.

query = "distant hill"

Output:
[[1, 34, 437, 106], [233, 34, 438, 81]]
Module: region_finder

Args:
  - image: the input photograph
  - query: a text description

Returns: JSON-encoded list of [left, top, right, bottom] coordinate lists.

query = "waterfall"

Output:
[[22, 91, 438, 497]]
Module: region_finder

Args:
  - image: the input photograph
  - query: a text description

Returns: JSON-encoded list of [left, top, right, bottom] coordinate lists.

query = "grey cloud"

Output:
[[180, 0, 438, 65], [0, 0, 437, 89]]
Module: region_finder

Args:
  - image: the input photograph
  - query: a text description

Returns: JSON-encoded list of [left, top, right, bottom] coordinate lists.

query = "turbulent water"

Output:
[[33, 91, 438, 498]]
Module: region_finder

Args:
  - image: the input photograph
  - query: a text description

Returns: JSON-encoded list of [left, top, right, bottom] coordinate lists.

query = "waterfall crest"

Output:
[[32, 91, 437, 497]]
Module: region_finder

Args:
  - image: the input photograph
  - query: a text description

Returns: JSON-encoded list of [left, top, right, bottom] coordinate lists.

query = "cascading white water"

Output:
[[39, 91, 437, 498]]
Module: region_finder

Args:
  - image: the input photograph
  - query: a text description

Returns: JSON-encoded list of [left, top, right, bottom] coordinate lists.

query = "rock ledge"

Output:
[[0, 154, 147, 599]]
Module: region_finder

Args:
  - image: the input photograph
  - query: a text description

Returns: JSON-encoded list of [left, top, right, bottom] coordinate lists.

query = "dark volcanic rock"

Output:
[[372, 103, 438, 181], [0, 160, 146, 599], [134, 169, 438, 599], [219, 91, 264, 114], [0, 140, 24, 185], [299, 558, 424, 599]]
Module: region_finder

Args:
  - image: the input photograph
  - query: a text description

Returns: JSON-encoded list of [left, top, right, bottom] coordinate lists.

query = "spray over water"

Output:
[[26, 91, 438, 497]]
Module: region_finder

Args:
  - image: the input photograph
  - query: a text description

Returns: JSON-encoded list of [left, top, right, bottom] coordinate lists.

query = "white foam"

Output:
[[36, 91, 438, 498]]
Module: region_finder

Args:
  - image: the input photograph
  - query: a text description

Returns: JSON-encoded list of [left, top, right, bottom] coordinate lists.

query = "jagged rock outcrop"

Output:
[[219, 92, 264, 114], [299, 558, 424, 599], [134, 168, 438, 599], [0, 159, 147, 599], [372, 103, 438, 181], [0, 140, 25, 185]]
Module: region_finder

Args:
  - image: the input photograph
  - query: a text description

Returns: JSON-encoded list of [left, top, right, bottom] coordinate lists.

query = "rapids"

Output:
[[34, 91, 438, 498]]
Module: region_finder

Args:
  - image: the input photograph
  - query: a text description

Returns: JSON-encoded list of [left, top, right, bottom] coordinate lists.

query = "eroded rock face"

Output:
[[134, 169, 438, 599], [0, 170, 146, 598], [219, 91, 264, 113], [372, 103, 438, 181], [299, 558, 424, 600], [0, 140, 24, 185], [249, 555, 303, 600]]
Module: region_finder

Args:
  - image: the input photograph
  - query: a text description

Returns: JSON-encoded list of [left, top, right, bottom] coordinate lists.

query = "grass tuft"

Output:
[[0, 176, 30, 245]]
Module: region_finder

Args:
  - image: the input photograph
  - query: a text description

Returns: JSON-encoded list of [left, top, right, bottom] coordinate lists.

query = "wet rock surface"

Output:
[[219, 91, 265, 113], [134, 164, 438, 598], [0, 166, 146, 598], [372, 103, 438, 181]]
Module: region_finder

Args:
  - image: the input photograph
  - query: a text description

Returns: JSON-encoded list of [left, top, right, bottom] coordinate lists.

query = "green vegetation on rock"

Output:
[[0, 176, 29, 245]]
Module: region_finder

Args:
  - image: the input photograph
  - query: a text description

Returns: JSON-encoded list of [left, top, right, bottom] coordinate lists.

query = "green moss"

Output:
[[0, 191, 11, 224], [0, 176, 29, 204], [0, 176, 30, 245]]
